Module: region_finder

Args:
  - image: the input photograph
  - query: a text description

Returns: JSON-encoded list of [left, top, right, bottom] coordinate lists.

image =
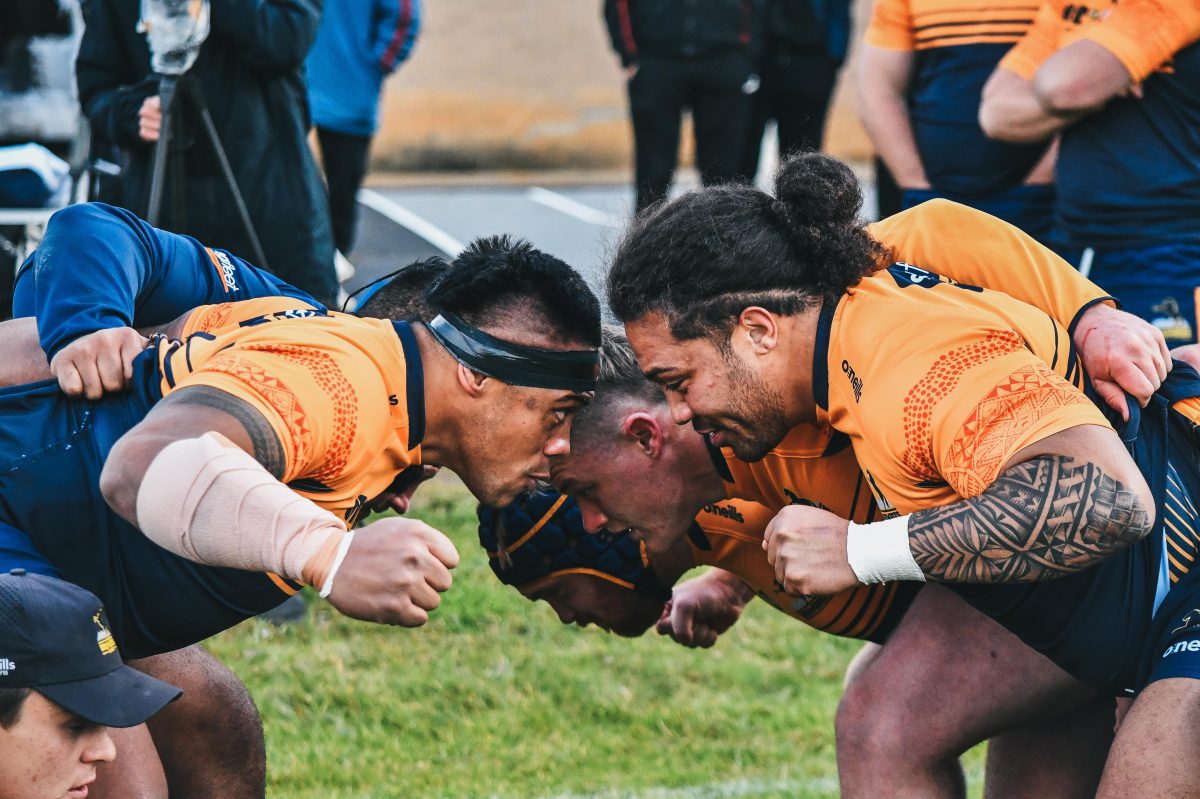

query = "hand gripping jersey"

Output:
[[687, 500, 918, 642], [144, 297, 425, 526], [711, 199, 1113, 647], [809, 264, 1200, 693]]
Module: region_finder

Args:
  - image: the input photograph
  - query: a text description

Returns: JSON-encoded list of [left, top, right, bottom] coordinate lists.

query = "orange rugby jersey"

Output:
[[721, 198, 1111, 512], [150, 297, 424, 525], [687, 500, 916, 642], [1000, 0, 1200, 82], [815, 265, 1109, 515]]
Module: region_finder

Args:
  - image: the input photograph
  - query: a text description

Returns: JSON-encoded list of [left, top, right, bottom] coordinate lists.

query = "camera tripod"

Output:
[[144, 72, 270, 270]]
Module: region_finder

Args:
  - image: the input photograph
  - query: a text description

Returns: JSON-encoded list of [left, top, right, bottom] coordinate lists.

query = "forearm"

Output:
[[0, 319, 52, 386], [700, 568, 756, 605], [907, 454, 1153, 583], [980, 68, 1081, 143], [858, 83, 928, 189]]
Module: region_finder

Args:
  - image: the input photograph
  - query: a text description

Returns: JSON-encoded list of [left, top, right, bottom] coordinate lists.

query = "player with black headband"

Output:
[[0, 202, 599, 796]]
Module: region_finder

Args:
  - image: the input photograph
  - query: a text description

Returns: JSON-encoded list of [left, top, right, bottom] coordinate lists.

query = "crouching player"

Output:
[[0, 203, 601, 796], [608, 153, 1200, 797]]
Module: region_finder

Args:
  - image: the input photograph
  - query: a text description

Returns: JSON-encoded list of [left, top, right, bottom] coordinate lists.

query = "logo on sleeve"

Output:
[[213, 250, 241, 294]]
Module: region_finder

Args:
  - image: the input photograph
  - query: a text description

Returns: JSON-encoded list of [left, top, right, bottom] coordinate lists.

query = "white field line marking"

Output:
[[532, 775, 840, 799], [527, 187, 625, 228], [357, 188, 466, 256]]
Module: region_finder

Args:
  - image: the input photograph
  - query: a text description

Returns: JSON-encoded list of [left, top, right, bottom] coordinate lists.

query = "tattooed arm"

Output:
[[100, 385, 286, 526], [907, 427, 1154, 582], [764, 426, 1154, 594]]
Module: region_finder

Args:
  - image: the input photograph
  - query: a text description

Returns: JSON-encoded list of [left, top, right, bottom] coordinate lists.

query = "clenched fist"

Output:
[[763, 505, 858, 596], [326, 517, 460, 626], [656, 568, 753, 648], [51, 327, 150, 399]]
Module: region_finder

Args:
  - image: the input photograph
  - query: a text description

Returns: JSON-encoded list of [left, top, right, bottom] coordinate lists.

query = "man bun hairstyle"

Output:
[[607, 152, 887, 339], [427, 235, 601, 348]]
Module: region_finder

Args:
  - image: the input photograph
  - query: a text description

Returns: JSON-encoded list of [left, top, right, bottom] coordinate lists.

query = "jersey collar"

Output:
[[392, 321, 426, 450], [812, 299, 836, 413]]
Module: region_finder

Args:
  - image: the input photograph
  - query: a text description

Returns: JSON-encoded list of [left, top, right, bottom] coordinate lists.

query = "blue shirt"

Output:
[[306, 0, 421, 137]]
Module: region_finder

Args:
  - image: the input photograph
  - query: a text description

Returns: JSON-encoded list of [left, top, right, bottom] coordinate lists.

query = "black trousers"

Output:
[[316, 126, 372, 255], [741, 45, 840, 177], [628, 51, 757, 212]]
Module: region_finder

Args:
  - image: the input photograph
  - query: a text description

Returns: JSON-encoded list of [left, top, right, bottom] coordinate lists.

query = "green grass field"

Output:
[[206, 481, 984, 798]]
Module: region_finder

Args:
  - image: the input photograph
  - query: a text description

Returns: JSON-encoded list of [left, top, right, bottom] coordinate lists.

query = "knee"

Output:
[[836, 677, 905, 761], [836, 677, 955, 768]]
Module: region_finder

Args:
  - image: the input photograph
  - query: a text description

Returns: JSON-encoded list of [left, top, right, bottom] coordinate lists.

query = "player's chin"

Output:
[[726, 433, 776, 463]]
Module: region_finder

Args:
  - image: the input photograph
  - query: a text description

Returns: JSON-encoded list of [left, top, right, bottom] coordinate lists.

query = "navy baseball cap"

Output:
[[0, 570, 181, 727]]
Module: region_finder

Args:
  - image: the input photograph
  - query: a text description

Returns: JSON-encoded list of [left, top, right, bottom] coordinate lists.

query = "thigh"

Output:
[[136, 647, 267, 799], [92, 724, 167, 799], [1099, 677, 1200, 798], [985, 693, 1113, 799], [842, 583, 1096, 757]]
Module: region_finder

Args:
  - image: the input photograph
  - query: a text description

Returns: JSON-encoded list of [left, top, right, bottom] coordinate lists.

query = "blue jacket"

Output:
[[307, 0, 420, 137]]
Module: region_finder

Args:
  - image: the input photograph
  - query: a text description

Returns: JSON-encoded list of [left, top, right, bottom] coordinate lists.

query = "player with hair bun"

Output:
[[607, 151, 1200, 797]]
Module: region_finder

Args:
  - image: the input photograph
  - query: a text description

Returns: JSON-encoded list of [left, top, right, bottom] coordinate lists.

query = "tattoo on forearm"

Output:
[[908, 456, 1152, 583], [162, 386, 287, 479]]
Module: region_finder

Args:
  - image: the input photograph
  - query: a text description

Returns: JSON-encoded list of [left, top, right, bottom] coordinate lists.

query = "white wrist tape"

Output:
[[318, 531, 356, 598], [135, 432, 347, 585], [845, 515, 926, 584]]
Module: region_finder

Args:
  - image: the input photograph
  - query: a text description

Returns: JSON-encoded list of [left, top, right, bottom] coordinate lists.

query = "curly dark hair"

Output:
[[606, 152, 888, 339], [427, 235, 601, 347], [355, 256, 449, 322]]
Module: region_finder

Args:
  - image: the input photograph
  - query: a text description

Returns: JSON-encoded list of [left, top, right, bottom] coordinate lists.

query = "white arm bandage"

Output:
[[845, 515, 927, 584], [135, 432, 350, 588]]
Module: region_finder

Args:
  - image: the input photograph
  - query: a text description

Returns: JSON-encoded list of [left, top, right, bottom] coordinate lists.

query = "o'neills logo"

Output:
[[0, 658, 15, 676], [214, 250, 240, 293], [1163, 639, 1200, 658], [841, 360, 863, 402], [702, 503, 745, 523]]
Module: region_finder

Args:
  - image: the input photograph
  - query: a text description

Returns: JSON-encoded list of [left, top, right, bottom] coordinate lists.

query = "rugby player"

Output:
[[979, 0, 1200, 344], [0, 203, 599, 796], [605, 152, 1200, 797], [489, 195, 1172, 795], [858, 0, 1057, 238]]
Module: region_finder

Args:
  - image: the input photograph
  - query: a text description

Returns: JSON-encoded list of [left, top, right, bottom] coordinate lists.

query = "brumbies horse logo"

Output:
[[1172, 609, 1200, 636]]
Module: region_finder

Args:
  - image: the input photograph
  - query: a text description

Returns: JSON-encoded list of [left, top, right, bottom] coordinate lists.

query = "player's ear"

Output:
[[456, 363, 489, 397], [735, 306, 779, 355], [620, 412, 663, 458]]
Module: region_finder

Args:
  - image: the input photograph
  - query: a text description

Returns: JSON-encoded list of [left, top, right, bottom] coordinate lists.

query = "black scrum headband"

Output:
[[427, 311, 598, 392]]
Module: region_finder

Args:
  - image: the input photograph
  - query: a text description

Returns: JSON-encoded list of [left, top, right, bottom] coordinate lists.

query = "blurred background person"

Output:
[[75, 0, 338, 305], [308, 0, 420, 267], [741, 0, 850, 182], [980, 0, 1200, 345], [857, 0, 1057, 240], [604, 0, 766, 212]]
